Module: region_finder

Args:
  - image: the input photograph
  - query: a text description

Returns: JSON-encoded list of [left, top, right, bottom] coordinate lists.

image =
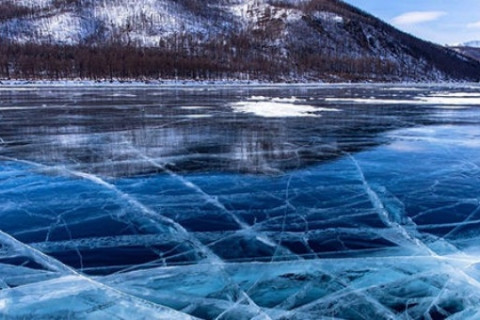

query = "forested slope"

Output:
[[1, 0, 479, 81]]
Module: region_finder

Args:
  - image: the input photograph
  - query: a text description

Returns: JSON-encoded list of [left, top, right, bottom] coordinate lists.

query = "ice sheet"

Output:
[[1, 84, 480, 319]]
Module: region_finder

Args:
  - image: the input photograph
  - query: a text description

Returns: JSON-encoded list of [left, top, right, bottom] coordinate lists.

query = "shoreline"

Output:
[[0, 78, 478, 88]]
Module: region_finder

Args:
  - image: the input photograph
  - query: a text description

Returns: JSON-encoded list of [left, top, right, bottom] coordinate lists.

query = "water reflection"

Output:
[[1, 85, 461, 176]]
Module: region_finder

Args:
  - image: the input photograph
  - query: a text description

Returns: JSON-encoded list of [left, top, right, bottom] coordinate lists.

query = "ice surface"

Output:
[[325, 92, 480, 105], [1, 84, 480, 319]]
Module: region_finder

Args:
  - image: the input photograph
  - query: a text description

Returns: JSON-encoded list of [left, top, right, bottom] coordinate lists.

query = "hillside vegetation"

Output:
[[1, 0, 479, 81]]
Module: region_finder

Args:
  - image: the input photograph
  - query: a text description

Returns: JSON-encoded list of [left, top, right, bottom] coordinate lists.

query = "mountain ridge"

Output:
[[1, 0, 480, 82], [460, 40, 480, 48], [451, 46, 480, 64]]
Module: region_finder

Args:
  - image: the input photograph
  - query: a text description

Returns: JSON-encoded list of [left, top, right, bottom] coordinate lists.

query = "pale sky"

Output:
[[343, 0, 480, 45]]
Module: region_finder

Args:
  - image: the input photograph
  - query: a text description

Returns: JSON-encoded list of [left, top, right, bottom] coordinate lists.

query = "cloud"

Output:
[[392, 11, 446, 26], [467, 21, 480, 29]]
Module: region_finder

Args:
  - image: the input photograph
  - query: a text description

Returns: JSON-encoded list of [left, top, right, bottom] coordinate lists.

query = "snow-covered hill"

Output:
[[461, 40, 480, 48], [1, 0, 248, 45], [451, 45, 480, 63], [1, 0, 480, 81]]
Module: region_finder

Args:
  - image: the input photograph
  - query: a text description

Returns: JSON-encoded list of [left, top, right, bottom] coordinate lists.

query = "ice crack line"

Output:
[[0, 155, 221, 264], [442, 202, 480, 240], [125, 143, 302, 259], [0, 156, 273, 318], [0, 229, 74, 275], [271, 174, 294, 260], [0, 229, 200, 319], [346, 152, 437, 256], [133, 149, 248, 228]]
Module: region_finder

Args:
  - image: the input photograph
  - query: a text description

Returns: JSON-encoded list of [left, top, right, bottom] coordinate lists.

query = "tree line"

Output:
[[0, 36, 405, 81]]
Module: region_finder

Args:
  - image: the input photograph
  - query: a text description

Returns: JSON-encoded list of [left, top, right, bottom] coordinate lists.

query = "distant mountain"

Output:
[[1, 0, 480, 81], [461, 40, 480, 48], [450, 41, 480, 63]]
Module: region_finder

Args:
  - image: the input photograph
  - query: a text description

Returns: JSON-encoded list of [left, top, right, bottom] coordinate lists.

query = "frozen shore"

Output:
[[0, 78, 299, 87], [0, 78, 477, 88]]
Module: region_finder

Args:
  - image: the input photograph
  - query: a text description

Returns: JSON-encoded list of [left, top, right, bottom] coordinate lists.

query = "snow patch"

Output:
[[232, 101, 319, 117], [326, 94, 480, 105], [230, 2, 250, 19], [248, 96, 306, 103], [31, 12, 92, 45], [271, 97, 306, 103], [285, 9, 303, 22], [325, 98, 415, 104], [314, 11, 344, 23], [184, 114, 212, 119], [106, 93, 138, 97], [13, 0, 52, 9], [247, 96, 270, 101], [419, 96, 480, 105], [232, 97, 340, 117], [180, 106, 207, 110], [429, 92, 480, 97]]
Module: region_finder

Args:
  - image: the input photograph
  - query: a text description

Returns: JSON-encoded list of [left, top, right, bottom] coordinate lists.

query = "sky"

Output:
[[343, 0, 480, 45]]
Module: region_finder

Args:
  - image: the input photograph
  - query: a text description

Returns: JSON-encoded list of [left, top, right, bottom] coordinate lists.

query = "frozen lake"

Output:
[[1, 84, 480, 319]]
